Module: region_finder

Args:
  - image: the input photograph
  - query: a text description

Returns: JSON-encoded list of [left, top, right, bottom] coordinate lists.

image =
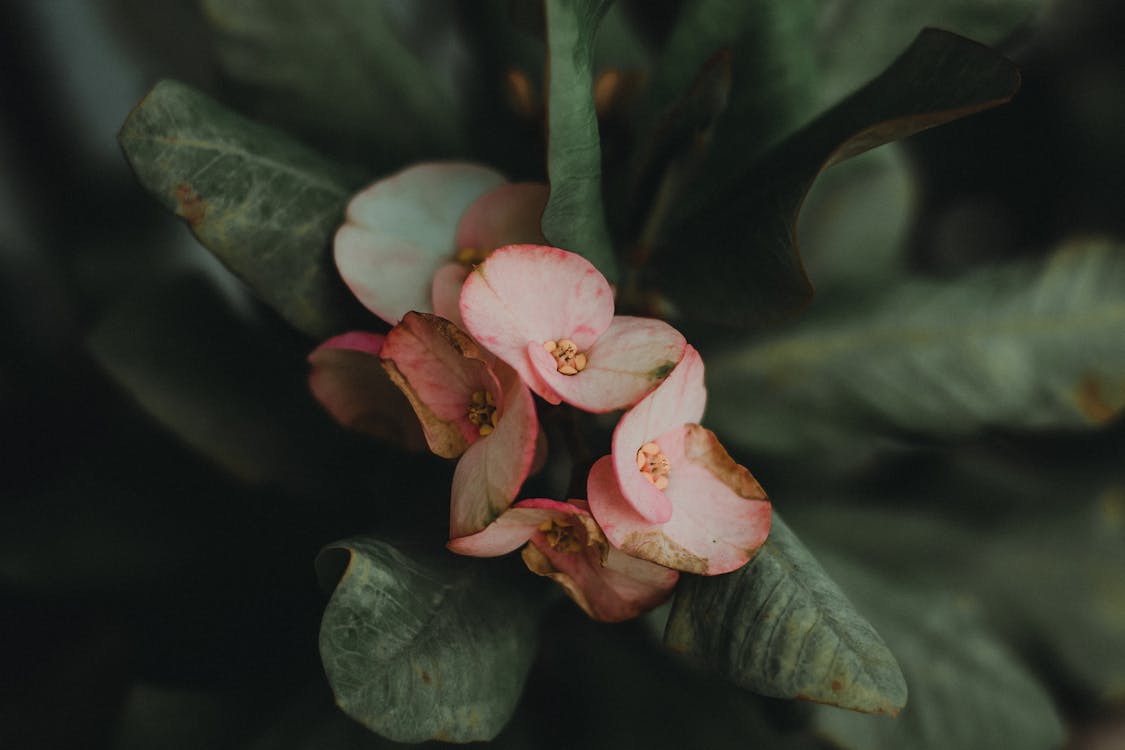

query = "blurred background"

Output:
[[2, 1, 1124, 748]]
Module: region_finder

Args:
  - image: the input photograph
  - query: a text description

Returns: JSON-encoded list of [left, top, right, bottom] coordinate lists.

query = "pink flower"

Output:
[[379, 312, 538, 538], [448, 498, 679, 622], [459, 245, 686, 412], [334, 162, 548, 327], [307, 332, 426, 451], [586, 346, 771, 575]]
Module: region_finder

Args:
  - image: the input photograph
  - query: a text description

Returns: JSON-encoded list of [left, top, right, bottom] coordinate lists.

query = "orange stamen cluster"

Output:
[[543, 338, 588, 375], [467, 389, 499, 436], [636, 441, 671, 490], [539, 519, 583, 553]]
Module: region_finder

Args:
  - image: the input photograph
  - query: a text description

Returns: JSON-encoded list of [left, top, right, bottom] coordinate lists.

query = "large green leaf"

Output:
[[814, 0, 1042, 105], [654, 29, 1020, 325], [708, 238, 1125, 466], [664, 514, 907, 715], [789, 491, 1125, 702], [640, 0, 818, 190], [810, 556, 1065, 750], [542, 0, 619, 281], [119, 79, 365, 339], [317, 539, 539, 743], [201, 0, 467, 167]]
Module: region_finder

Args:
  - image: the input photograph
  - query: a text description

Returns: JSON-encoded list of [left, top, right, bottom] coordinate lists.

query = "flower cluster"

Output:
[[311, 162, 771, 622]]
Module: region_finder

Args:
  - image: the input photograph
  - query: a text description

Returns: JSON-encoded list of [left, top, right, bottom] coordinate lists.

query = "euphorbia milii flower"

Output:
[[586, 346, 771, 575], [335, 162, 549, 327], [379, 312, 538, 537], [448, 498, 678, 622], [460, 245, 686, 412]]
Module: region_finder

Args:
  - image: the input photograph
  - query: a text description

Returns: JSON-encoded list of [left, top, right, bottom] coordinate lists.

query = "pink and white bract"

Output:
[[586, 346, 772, 575], [448, 498, 679, 623], [335, 162, 548, 327], [460, 245, 686, 413]]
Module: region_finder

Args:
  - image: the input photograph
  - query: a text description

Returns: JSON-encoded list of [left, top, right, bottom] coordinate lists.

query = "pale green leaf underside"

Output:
[[542, 0, 619, 281], [318, 539, 537, 743], [119, 79, 360, 339], [664, 514, 907, 715], [709, 238, 1125, 463]]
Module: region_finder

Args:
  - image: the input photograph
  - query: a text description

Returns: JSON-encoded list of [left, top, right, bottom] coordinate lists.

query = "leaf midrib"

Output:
[[743, 301, 1125, 369]]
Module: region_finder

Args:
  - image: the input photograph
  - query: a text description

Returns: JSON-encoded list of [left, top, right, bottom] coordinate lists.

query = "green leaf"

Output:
[[201, 0, 467, 167], [789, 492, 1125, 702], [542, 0, 619, 281], [642, 0, 818, 184], [809, 556, 1065, 750], [708, 238, 1125, 465], [796, 146, 915, 294], [814, 0, 1041, 105], [119, 79, 364, 340], [664, 513, 907, 715], [655, 28, 1020, 325], [977, 491, 1125, 701], [317, 539, 539, 743]]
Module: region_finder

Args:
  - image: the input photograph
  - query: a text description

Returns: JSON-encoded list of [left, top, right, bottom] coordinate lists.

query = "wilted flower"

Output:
[[448, 498, 678, 622], [379, 312, 538, 538]]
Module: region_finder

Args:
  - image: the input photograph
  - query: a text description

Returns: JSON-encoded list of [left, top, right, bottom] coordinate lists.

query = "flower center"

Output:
[[467, 389, 499, 436], [539, 519, 583, 554], [636, 441, 671, 490], [542, 338, 588, 375], [454, 246, 489, 266]]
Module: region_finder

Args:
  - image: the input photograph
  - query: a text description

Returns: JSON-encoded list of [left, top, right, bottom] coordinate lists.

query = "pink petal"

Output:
[[529, 316, 686, 413], [380, 312, 499, 458], [317, 331, 385, 355], [611, 345, 706, 522], [431, 262, 470, 329], [446, 498, 575, 557], [588, 426, 771, 575], [307, 334, 426, 451], [454, 182, 549, 253], [521, 505, 679, 622], [335, 163, 505, 325], [460, 245, 614, 396], [449, 365, 539, 537]]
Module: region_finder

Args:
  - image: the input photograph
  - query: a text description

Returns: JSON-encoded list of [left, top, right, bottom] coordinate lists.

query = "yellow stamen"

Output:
[[539, 518, 583, 554], [543, 338, 589, 376], [637, 441, 672, 490], [467, 389, 498, 436]]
